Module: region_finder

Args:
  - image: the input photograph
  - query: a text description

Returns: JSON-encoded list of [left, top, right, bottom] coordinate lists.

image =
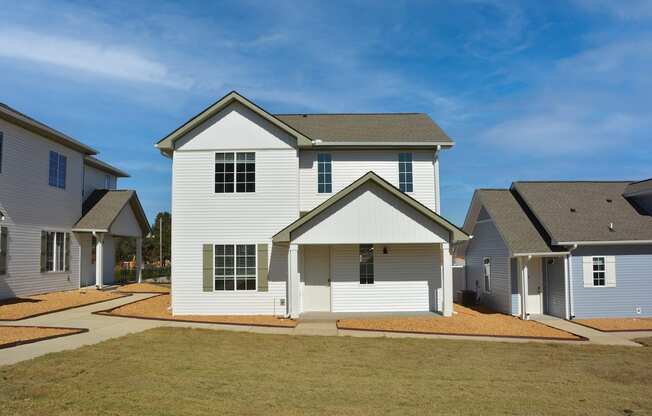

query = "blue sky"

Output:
[[1, 0, 650, 226]]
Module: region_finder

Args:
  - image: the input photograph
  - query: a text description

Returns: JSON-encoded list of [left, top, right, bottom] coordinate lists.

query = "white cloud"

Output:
[[0, 27, 192, 89], [573, 0, 652, 20]]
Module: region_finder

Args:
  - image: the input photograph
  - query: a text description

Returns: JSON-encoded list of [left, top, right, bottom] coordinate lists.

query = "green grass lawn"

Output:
[[1, 329, 651, 416]]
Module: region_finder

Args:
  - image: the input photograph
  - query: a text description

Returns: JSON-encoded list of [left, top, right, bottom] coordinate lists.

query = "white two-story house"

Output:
[[0, 103, 150, 300], [156, 91, 468, 318]]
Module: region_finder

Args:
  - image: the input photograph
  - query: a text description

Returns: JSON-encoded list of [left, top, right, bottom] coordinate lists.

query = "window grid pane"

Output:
[[317, 153, 332, 193], [236, 152, 255, 193], [215, 153, 235, 193], [592, 257, 606, 286], [398, 153, 413, 192], [46, 232, 55, 271], [49, 151, 58, 187], [55, 232, 65, 271], [359, 244, 374, 284], [214, 244, 256, 291]]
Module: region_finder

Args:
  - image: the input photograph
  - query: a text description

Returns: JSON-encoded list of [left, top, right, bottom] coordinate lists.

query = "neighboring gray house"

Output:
[[462, 181, 652, 320], [0, 103, 150, 299]]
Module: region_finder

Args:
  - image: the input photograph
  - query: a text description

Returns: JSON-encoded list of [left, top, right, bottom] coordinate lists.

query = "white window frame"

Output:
[[48, 151, 67, 189], [591, 256, 606, 287], [317, 153, 332, 193], [483, 257, 491, 293], [398, 152, 413, 193], [214, 152, 255, 194], [44, 231, 67, 273], [213, 243, 257, 291]]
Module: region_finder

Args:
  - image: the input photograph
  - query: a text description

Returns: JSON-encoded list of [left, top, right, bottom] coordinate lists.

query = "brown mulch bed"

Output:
[[0, 290, 129, 321], [116, 283, 171, 294], [337, 304, 583, 340], [575, 317, 652, 332], [97, 294, 297, 328], [0, 326, 87, 349]]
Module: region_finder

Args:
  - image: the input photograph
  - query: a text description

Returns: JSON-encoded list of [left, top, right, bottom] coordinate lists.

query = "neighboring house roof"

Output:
[[84, 156, 130, 178], [154, 90, 454, 154], [474, 189, 558, 255], [0, 102, 97, 155], [155, 91, 312, 155], [273, 171, 468, 243], [512, 181, 652, 245], [74, 190, 150, 235], [623, 178, 652, 197], [275, 113, 453, 146]]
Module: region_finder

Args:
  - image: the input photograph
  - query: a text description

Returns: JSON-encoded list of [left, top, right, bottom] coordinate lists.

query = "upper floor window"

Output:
[[359, 244, 374, 284], [483, 257, 491, 292], [0, 132, 3, 174], [398, 152, 413, 192], [48, 151, 67, 189], [592, 257, 606, 286], [317, 153, 332, 193], [215, 152, 255, 193]]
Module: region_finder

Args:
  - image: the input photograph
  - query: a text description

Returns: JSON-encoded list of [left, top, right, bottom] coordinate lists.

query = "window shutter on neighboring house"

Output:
[[257, 244, 269, 292], [202, 244, 213, 292], [40, 231, 47, 272], [65, 233, 71, 272], [0, 227, 7, 275], [605, 256, 617, 287], [582, 257, 593, 287]]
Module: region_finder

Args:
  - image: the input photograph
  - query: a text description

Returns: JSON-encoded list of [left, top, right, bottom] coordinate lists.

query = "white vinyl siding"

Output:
[[83, 164, 117, 198], [299, 149, 437, 212], [0, 118, 82, 299], [330, 244, 441, 312], [582, 255, 616, 287], [0, 131, 3, 174]]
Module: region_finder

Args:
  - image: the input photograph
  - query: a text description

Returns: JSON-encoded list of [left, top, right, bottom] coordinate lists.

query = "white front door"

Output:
[[302, 245, 331, 312], [527, 257, 543, 315]]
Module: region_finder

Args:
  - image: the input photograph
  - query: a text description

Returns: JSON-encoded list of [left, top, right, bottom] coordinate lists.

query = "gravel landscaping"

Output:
[[116, 282, 171, 294], [575, 317, 652, 332], [98, 294, 296, 327], [338, 304, 583, 340], [0, 290, 129, 321], [0, 326, 85, 349]]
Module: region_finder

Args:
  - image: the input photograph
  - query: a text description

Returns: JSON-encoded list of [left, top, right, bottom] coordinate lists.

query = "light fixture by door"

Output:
[[383, 246, 388, 254], [0, 211, 5, 221]]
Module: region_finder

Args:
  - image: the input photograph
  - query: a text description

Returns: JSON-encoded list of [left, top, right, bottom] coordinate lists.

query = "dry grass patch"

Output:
[[101, 294, 296, 327], [338, 304, 582, 340], [0, 290, 128, 320], [0, 326, 84, 348], [575, 318, 652, 332], [116, 282, 170, 294], [1, 327, 651, 415]]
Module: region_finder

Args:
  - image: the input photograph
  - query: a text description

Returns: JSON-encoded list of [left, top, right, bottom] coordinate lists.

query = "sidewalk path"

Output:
[[0, 297, 644, 366]]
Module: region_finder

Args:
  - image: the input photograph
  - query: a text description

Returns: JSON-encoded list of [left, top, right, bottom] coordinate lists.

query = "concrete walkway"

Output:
[[530, 315, 641, 347], [1, 296, 646, 366]]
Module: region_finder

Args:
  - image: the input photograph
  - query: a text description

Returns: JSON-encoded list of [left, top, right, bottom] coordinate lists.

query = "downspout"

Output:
[[434, 145, 441, 214], [566, 244, 578, 320]]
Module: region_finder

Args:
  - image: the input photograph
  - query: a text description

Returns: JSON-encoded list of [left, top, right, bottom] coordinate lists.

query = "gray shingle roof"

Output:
[[476, 189, 555, 254], [275, 113, 453, 144], [512, 182, 652, 244], [74, 190, 150, 235], [623, 178, 652, 196]]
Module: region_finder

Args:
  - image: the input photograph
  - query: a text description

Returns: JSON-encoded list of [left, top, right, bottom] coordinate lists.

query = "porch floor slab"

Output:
[[300, 311, 439, 322], [530, 315, 641, 346]]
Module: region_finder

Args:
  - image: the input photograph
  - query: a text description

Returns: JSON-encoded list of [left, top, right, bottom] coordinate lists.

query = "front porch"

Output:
[[514, 254, 570, 320]]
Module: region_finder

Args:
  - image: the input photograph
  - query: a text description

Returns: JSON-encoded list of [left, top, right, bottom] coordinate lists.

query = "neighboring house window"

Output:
[[48, 151, 67, 189], [0, 132, 3, 174], [483, 257, 491, 292], [398, 152, 413, 192], [317, 153, 332, 193], [44, 231, 66, 272], [215, 152, 255, 193], [104, 174, 112, 189], [214, 244, 256, 291], [359, 244, 374, 284], [592, 257, 606, 286]]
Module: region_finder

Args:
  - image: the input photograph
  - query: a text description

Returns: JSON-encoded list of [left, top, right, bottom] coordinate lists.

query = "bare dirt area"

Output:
[[99, 294, 296, 328], [0, 326, 85, 348], [575, 317, 652, 332], [0, 290, 128, 321], [338, 304, 583, 340], [116, 283, 171, 294]]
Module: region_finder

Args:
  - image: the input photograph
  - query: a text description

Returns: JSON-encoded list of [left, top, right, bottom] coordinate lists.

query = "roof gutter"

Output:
[[556, 240, 652, 246], [310, 141, 454, 149]]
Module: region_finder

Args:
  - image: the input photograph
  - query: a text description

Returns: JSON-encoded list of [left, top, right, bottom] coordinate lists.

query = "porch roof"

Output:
[[73, 190, 150, 236], [273, 171, 468, 243]]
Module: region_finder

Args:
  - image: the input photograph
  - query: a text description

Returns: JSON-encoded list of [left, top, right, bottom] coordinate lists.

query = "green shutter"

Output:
[[65, 233, 71, 272], [0, 227, 7, 275], [257, 244, 269, 292], [40, 231, 47, 272], [202, 244, 213, 292]]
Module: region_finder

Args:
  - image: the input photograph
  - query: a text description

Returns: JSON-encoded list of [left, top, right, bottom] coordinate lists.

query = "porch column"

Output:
[[520, 256, 530, 320], [441, 242, 453, 317], [287, 244, 300, 319], [94, 232, 104, 289], [136, 237, 143, 283]]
